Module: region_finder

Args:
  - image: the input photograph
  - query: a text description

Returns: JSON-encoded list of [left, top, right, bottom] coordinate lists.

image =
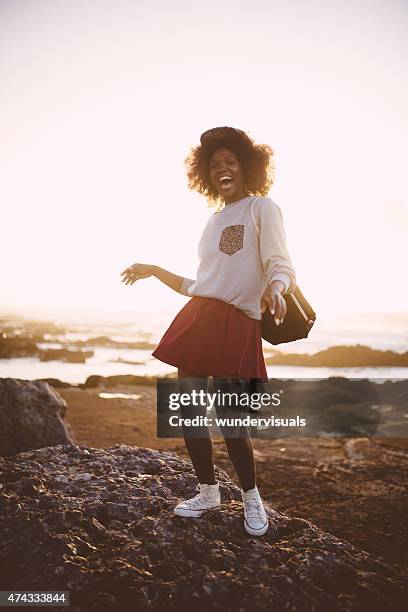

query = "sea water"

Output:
[[1, 310, 407, 385]]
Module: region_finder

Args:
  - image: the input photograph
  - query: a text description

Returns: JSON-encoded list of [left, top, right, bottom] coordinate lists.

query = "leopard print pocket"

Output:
[[219, 224, 245, 256]]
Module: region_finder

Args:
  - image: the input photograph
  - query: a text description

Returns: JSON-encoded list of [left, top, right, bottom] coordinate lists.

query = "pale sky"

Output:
[[1, 0, 407, 320]]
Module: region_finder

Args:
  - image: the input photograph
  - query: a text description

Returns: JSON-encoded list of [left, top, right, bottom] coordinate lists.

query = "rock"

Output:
[[81, 374, 175, 389], [38, 348, 94, 363], [0, 378, 75, 457], [22, 320, 66, 335], [74, 472, 92, 481], [36, 378, 74, 389], [321, 402, 381, 436], [251, 378, 408, 438], [69, 336, 156, 350], [265, 344, 408, 367], [0, 444, 406, 610], [0, 335, 38, 358]]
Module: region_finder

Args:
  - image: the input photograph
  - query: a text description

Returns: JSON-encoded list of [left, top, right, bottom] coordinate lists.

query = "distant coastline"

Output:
[[3, 335, 408, 367], [264, 345, 408, 367], [1, 313, 408, 384]]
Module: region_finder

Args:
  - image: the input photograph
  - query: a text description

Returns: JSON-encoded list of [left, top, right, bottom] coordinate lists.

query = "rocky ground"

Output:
[[1, 378, 407, 610], [1, 444, 407, 611], [57, 384, 408, 570]]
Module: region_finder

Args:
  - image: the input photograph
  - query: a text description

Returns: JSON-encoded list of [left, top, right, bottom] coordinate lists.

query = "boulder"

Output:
[[0, 378, 75, 457], [0, 444, 406, 610], [0, 335, 38, 358]]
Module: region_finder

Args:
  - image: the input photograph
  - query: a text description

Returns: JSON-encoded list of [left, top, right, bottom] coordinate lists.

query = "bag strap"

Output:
[[250, 196, 260, 236]]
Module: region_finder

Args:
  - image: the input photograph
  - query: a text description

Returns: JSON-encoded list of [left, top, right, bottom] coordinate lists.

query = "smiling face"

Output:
[[209, 147, 248, 204]]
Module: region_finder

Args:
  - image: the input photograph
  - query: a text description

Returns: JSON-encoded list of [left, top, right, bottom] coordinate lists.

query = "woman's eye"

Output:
[[210, 159, 236, 170]]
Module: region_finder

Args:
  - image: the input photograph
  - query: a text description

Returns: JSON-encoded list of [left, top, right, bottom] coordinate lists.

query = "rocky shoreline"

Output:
[[264, 344, 408, 367], [2, 315, 408, 367], [0, 377, 407, 610]]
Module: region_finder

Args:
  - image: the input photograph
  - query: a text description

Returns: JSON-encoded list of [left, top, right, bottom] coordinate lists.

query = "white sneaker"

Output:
[[241, 485, 269, 536], [174, 482, 221, 517]]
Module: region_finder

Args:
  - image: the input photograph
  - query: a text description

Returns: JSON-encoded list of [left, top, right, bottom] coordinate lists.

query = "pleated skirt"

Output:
[[151, 296, 268, 380]]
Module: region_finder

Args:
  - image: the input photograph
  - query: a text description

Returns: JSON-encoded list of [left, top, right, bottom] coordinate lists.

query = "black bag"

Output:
[[249, 196, 316, 345], [261, 284, 316, 345]]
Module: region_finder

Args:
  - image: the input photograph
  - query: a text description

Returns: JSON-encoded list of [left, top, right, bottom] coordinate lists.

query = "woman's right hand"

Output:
[[120, 263, 156, 285]]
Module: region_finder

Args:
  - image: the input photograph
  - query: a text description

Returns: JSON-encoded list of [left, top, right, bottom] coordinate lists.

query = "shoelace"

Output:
[[196, 485, 218, 499], [186, 486, 217, 507], [244, 497, 266, 521], [189, 494, 208, 508]]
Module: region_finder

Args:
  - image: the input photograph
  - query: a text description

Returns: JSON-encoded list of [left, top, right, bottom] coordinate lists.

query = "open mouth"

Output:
[[218, 175, 233, 189]]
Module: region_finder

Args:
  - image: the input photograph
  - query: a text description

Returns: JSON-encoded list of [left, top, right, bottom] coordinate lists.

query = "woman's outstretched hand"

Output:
[[121, 263, 155, 285], [260, 280, 287, 326]]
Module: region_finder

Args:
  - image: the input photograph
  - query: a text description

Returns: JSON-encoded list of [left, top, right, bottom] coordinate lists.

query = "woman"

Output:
[[121, 126, 296, 536]]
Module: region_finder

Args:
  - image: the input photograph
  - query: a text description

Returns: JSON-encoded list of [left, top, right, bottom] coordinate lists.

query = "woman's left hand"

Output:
[[260, 280, 287, 326]]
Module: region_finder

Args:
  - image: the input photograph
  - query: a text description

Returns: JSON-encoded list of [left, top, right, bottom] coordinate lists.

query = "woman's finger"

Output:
[[121, 266, 134, 276], [121, 266, 154, 285], [272, 294, 282, 323], [121, 263, 141, 276], [280, 298, 288, 323], [125, 273, 146, 285], [267, 295, 275, 315], [276, 295, 287, 325]]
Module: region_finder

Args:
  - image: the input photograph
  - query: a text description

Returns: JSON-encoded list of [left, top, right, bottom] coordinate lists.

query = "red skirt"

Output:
[[151, 296, 268, 380]]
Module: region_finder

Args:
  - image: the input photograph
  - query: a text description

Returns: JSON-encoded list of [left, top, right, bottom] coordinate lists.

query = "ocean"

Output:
[[1, 310, 407, 385]]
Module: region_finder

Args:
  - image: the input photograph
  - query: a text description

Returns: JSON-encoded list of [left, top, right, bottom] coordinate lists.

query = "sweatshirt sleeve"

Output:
[[178, 277, 196, 296], [253, 198, 296, 293]]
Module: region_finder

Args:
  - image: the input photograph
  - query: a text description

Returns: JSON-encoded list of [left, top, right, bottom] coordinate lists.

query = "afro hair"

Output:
[[184, 128, 275, 208]]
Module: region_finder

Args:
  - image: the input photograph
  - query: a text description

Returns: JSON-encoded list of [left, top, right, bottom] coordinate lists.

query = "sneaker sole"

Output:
[[173, 504, 221, 518], [244, 518, 269, 536]]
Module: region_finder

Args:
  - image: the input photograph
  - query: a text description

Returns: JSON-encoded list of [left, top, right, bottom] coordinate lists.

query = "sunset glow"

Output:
[[1, 0, 407, 319]]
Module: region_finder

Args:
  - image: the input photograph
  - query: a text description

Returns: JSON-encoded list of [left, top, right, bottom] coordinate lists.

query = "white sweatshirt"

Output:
[[179, 195, 296, 320]]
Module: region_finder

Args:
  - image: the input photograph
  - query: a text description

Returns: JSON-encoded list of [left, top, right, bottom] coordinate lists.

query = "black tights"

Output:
[[178, 370, 256, 492]]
